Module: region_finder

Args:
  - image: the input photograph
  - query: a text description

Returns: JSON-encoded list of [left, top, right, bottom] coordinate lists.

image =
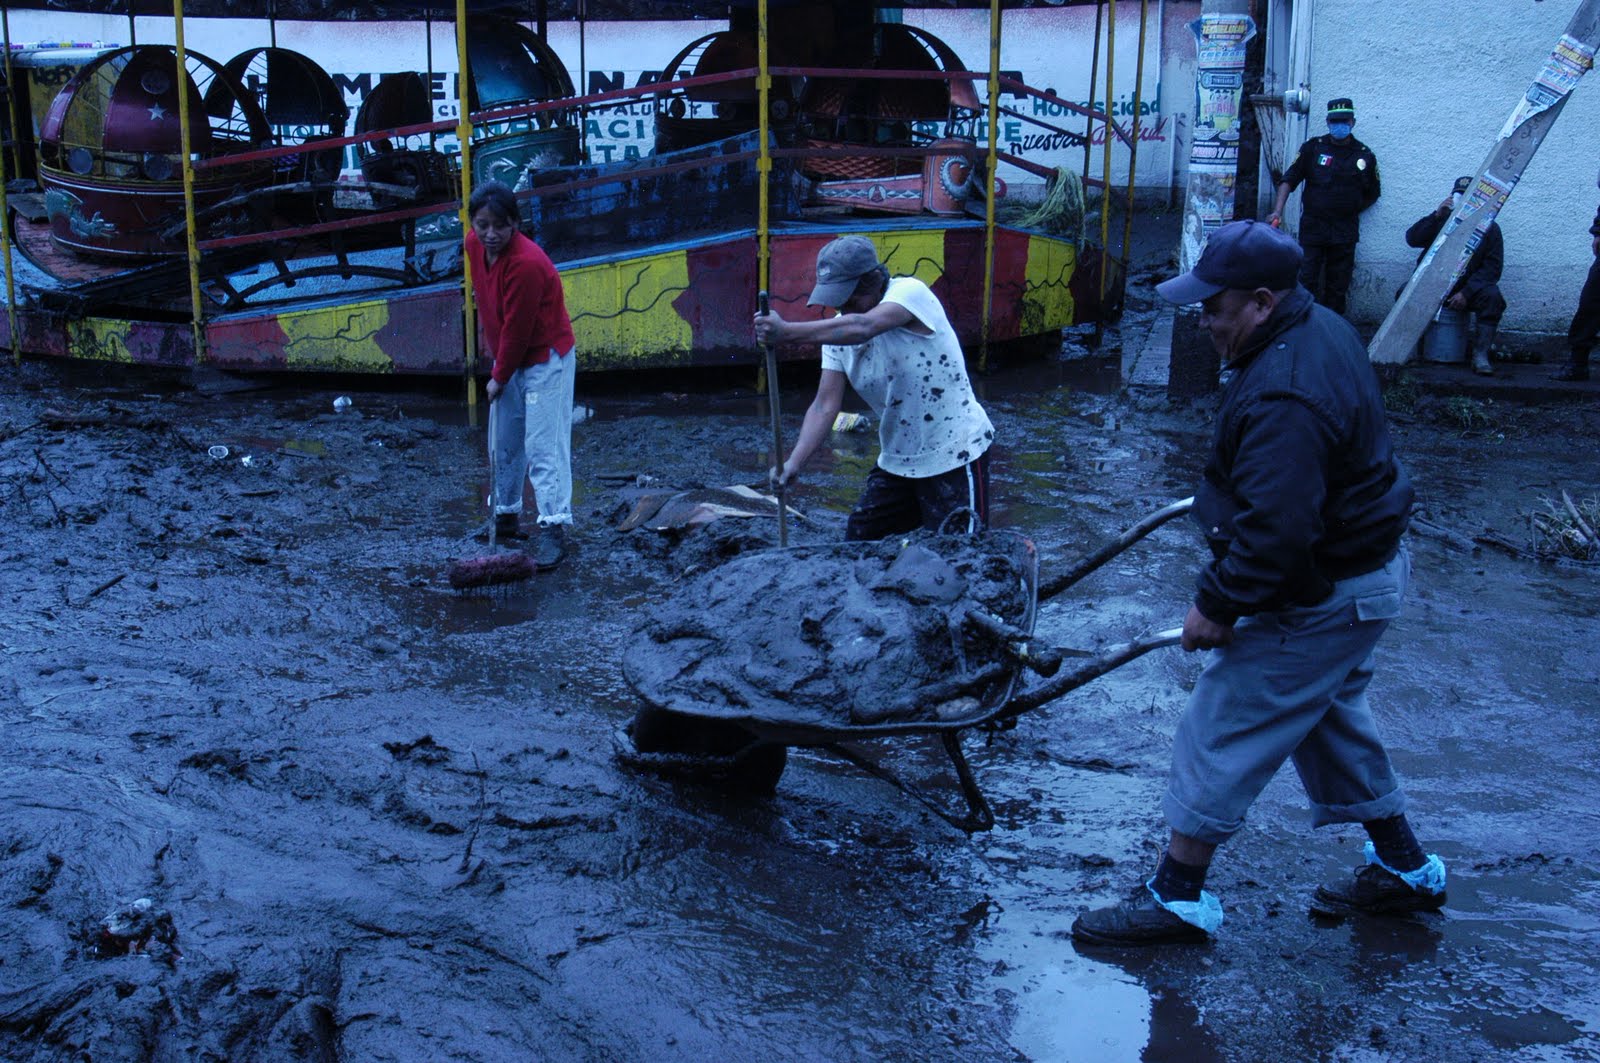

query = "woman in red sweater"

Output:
[[465, 180, 577, 571]]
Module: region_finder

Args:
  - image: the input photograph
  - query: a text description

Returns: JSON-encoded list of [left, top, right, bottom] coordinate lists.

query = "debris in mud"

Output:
[[614, 483, 796, 532], [94, 897, 179, 964], [383, 735, 453, 763], [1530, 491, 1600, 562], [624, 531, 1032, 727]]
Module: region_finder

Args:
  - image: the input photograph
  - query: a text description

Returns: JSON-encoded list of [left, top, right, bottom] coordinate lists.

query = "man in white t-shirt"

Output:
[[753, 235, 996, 540]]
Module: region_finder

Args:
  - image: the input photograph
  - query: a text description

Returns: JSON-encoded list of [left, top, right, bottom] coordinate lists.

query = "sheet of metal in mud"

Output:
[[622, 530, 1038, 744]]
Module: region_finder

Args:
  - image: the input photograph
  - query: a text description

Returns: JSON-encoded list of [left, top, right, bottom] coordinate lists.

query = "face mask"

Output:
[[1328, 122, 1353, 140]]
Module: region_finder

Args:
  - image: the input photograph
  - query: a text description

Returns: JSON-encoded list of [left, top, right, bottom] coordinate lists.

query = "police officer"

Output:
[[1269, 97, 1381, 316]]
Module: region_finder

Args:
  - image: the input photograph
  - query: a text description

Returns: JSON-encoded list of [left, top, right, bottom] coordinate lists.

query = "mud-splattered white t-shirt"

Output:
[[821, 277, 995, 478]]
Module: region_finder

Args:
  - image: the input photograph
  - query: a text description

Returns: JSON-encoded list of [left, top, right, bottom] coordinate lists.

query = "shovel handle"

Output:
[[758, 290, 788, 546]]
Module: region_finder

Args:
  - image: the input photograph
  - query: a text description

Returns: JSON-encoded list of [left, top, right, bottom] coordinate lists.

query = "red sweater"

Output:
[[465, 229, 576, 385]]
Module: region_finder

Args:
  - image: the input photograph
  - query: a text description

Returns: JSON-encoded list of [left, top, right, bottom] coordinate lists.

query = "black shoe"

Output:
[[494, 513, 528, 540], [533, 524, 566, 571], [1071, 885, 1211, 947], [1310, 863, 1446, 918], [1552, 364, 1590, 382]]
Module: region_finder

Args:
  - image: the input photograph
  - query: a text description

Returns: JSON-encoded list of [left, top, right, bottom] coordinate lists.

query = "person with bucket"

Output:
[[1071, 220, 1446, 947], [1404, 175, 1505, 376]]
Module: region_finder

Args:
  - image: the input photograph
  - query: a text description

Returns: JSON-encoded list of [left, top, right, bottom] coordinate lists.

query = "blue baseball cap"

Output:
[[1156, 220, 1304, 305]]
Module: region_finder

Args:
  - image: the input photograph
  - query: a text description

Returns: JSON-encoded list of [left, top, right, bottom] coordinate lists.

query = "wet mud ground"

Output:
[[1, 342, 1598, 1062]]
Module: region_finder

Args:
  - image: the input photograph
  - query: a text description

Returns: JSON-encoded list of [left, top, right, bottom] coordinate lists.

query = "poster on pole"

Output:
[[1498, 33, 1596, 140], [1181, 14, 1255, 266]]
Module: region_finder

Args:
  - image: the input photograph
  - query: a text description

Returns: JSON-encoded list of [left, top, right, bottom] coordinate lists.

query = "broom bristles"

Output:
[[449, 551, 537, 590]]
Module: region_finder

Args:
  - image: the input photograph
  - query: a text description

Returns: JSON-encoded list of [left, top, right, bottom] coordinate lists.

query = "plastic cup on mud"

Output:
[[832, 411, 871, 433], [333, 396, 353, 412], [207, 445, 229, 460]]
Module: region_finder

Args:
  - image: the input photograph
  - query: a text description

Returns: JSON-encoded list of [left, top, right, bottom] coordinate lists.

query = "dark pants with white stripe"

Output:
[[844, 452, 991, 541]]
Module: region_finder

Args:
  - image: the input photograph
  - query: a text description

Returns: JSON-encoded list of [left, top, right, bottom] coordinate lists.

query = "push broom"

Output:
[[448, 405, 536, 591]]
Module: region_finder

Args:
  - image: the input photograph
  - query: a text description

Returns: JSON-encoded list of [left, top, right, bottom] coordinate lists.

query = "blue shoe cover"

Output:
[[1364, 841, 1447, 894], [1145, 878, 1224, 933]]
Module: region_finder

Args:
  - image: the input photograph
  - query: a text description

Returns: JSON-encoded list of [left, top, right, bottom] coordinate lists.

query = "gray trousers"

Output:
[[490, 349, 576, 525], [1163, 544, 1412, 845]]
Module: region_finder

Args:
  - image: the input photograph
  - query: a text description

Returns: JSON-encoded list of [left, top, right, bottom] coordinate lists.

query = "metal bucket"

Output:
[[1422, 306, 1469, 364]]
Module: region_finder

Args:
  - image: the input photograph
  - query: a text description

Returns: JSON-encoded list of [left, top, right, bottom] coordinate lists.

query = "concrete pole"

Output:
[[1167, 0, 1257, 398]]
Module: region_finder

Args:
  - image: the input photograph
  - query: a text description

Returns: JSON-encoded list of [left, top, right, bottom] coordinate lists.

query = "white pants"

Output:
[[490, 348, 575, 526]]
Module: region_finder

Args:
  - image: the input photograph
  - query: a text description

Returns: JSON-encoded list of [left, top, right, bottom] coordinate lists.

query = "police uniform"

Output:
[[1281, 117, 1381, 315]]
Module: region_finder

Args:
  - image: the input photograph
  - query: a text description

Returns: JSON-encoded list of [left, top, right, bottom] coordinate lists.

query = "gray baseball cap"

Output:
[[808, 235, 881, 307]]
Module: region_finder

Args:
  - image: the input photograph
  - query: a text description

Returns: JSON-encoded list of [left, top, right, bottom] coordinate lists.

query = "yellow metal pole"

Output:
[[2, 9, 21, 188], [1, 10, 17, 365], [756, 0, 772, 395], [1, 179, 15, 369], [757, 0, 771, 296], [455, 0, 480, 423], [171, 0, 206, 368], [1084, 2, 1102, 182], [1099, 0, 1115, 306], [1120, 0, 1149, 272], [979, 0, 1001, 371]]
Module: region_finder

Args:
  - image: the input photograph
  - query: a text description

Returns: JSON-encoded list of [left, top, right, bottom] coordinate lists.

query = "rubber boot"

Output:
[[1471, 322, 1495, 376], [495, 512, 523, 540], [1553, 350, 1591, 382], [533, 523, 566, 571]]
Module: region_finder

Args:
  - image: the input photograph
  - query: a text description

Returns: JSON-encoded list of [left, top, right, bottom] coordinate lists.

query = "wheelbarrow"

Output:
[[615, 498, 1194, 831]]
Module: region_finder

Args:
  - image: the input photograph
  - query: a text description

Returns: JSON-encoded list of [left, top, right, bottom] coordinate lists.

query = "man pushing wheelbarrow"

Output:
[[1071, 220, 1449, 948]]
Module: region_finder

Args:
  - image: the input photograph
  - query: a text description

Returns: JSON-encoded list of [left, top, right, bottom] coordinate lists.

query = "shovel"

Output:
[[758, 290, 789, 546]]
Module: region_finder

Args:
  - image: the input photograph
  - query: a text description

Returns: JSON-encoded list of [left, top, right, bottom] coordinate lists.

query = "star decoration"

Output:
[[148, 103, 166, 121]]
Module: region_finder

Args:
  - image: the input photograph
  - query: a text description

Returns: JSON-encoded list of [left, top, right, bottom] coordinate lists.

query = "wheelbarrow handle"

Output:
[[1000, 625, 1184, 718], [1038, 497, 1194, 603]]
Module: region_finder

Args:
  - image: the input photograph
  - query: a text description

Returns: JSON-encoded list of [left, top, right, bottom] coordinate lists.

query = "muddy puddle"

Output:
[[2, 351, 1598, 1061]]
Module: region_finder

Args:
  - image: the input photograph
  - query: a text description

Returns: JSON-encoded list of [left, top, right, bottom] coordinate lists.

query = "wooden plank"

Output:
[[1370, 0, 1600, 364]]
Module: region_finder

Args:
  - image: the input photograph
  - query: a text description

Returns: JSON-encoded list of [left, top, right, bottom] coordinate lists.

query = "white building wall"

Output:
[[1302, 0, 1600, 332]]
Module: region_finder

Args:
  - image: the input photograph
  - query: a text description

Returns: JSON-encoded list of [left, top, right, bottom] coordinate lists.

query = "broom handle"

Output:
[[487, 399, 498, 549], [759, 290, 789, 546]]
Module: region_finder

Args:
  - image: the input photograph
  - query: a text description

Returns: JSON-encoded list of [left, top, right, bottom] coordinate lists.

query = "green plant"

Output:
[[1441, 395, 1494, 431], [1382, 372, 1419, 415]]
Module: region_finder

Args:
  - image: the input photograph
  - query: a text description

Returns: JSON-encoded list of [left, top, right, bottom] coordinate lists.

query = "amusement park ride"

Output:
[[0, 1, 1152, 378]]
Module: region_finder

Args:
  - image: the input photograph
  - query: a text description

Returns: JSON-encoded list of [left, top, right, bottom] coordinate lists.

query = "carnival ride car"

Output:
[[0, 1, 1153, 379]]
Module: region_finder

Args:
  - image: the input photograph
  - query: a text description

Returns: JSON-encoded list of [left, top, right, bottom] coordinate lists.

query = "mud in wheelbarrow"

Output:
[[615, 499, 1193, 831]]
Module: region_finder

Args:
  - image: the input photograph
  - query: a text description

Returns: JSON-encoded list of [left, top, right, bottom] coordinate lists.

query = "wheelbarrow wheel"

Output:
[[623, 707, 788, 796]]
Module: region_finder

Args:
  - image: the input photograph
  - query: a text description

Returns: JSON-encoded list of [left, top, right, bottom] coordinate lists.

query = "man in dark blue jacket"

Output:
[[1406, 176, 1505, 376], [1072, 220, 1447, 947], [1269, 97, 1381, 316]]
